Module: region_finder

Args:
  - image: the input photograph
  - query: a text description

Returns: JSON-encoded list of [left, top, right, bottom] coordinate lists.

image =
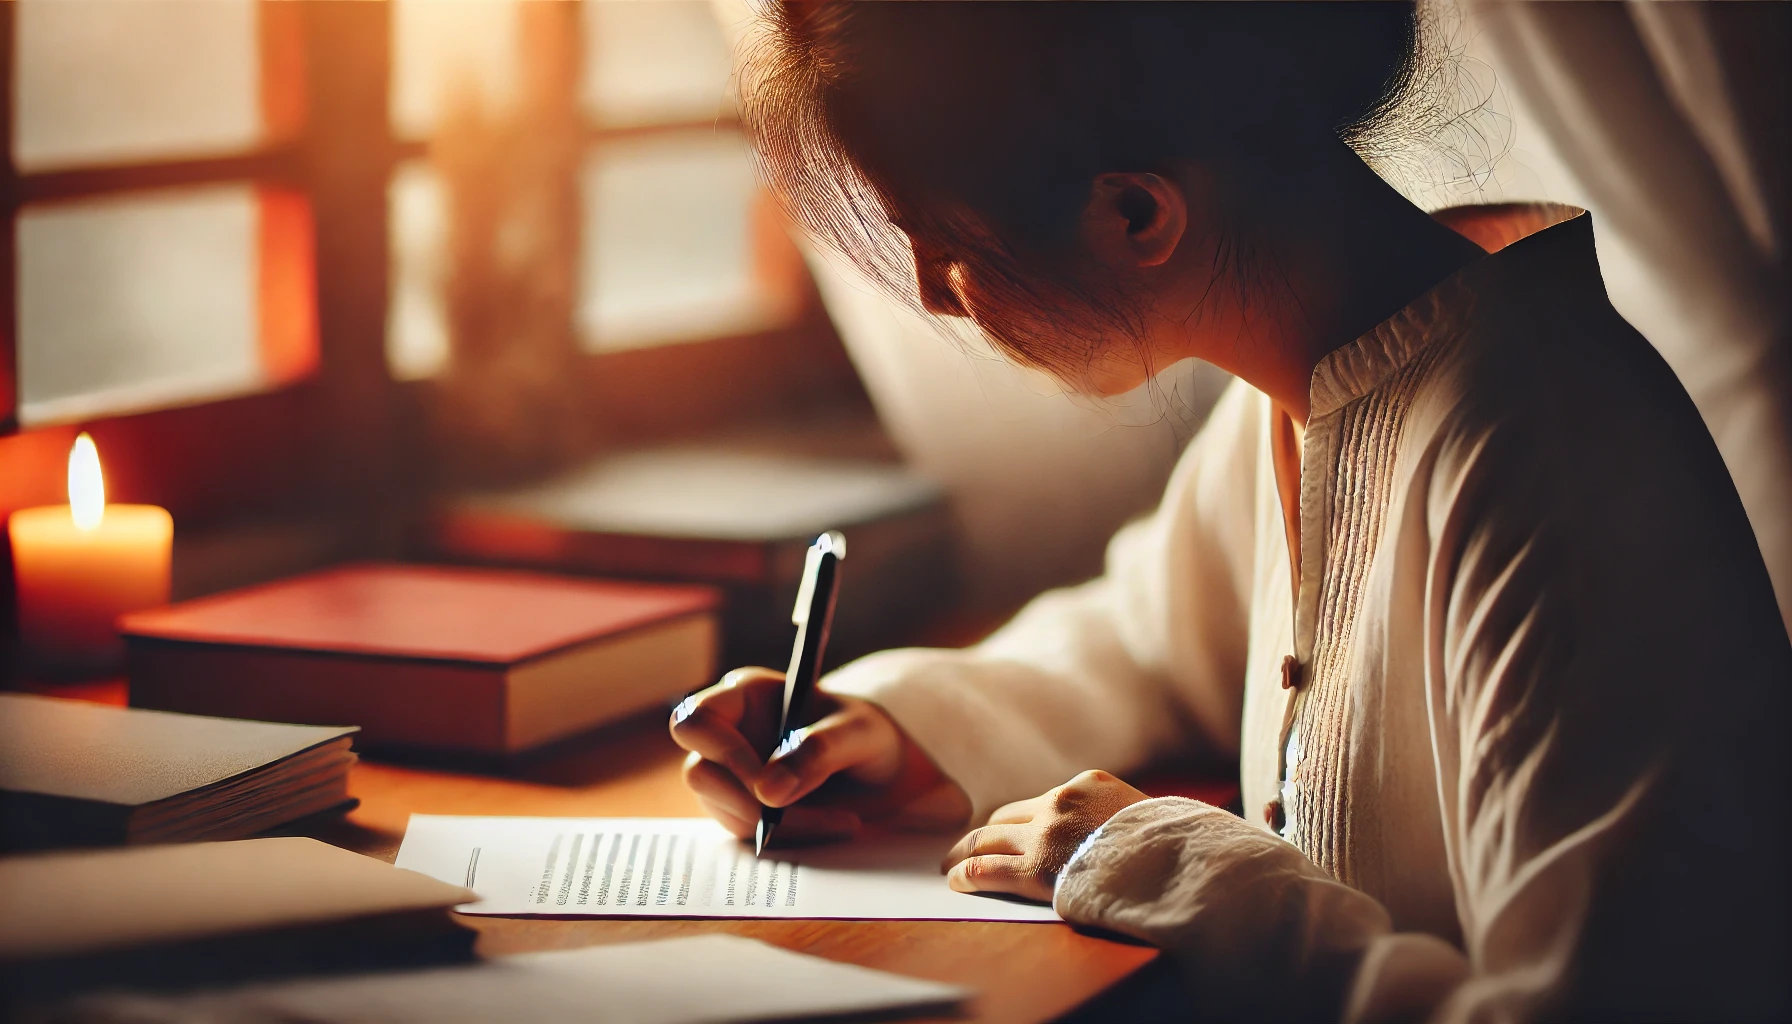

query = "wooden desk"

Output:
[[303, 715, 1178, 1024], [22, 676, 1232, 1022]]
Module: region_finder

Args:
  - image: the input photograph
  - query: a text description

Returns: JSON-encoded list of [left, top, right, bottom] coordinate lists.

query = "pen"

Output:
[[756, 530, 846, 857]]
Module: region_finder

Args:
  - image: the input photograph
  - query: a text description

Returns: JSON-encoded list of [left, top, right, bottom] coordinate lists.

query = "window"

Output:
[[579, 133, 775, 351], [2, 1, 856, 536], [13, 0, 266, 171], [389, 0, 522, 143], [384, 0, 805, 382], [5, 0, 317, 430], [583, 0, 732, 128], [385, 161, 452, 383]]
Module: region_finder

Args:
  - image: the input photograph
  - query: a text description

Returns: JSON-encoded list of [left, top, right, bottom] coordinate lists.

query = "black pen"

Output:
[[756, 530, 846, 857]]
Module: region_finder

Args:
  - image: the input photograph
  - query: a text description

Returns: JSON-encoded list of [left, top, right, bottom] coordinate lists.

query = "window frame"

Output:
[[386, 0, 862, 470], [0, 0, 863, 532], [0, 2, 397, 530], [2, 0, 318, 437]]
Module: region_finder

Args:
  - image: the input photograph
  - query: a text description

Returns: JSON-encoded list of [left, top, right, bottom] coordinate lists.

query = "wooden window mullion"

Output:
[[296, 0, 402, 554]]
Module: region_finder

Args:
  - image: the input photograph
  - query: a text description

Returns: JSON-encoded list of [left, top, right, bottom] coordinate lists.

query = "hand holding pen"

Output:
[[669, 533, 970, 849], [756, 530, 846, 853]]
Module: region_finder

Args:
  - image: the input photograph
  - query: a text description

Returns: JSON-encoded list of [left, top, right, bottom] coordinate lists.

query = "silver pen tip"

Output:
[[754, 820, 768, 858]]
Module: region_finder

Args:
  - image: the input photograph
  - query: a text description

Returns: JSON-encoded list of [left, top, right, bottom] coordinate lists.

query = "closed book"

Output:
[[0, 837, 474, 1002], [122, 564, 720, 755], [428, 448, 954, 667], [0, 693, 356, 851]]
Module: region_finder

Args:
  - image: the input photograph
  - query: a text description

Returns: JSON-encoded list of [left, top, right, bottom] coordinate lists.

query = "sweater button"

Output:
[[1280, 654, 1303, 689], [1263, 798, 1286, 832]]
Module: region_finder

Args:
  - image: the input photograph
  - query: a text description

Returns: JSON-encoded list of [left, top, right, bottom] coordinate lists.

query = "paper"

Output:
[[396, 815, 1059, 922], [50, 935, 970, 1024], [0, 837, 470, 962], [0, 692, 354, 807]]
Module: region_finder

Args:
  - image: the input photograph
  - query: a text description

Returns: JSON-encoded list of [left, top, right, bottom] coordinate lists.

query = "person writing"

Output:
[[670, 4, 1790, 1020]]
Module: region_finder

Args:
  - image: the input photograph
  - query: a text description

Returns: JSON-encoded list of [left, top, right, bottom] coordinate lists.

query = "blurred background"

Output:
[[1, 1, 1786, 681]]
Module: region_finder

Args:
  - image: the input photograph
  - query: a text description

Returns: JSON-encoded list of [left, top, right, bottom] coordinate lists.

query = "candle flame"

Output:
[[68, 433, 105, 531]]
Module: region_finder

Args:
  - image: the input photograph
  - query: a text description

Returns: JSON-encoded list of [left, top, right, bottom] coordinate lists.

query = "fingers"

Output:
[[934, 772, 1150, 904], [684, 754, 861, 844], [668, 668, 786, 784], [755, 705, 900, 808], [940, 824, 1029, 872], [941, 825, 1051, 901], [946, 854, 1048, 900], [683, 753, 760, 835]]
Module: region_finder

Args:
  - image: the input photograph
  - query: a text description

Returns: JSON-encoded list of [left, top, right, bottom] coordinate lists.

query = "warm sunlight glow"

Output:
[[68, 432, 105, 530]]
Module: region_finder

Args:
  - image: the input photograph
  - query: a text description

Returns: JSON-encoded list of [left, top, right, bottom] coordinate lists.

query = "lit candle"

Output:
[[8, 433, 173, 678]]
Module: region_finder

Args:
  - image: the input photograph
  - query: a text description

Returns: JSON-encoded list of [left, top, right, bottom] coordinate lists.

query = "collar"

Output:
[[1308, 202, 1591, 420]]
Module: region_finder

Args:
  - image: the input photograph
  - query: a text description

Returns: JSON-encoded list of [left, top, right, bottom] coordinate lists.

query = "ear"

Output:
[[1080, 172, 1188, 270]]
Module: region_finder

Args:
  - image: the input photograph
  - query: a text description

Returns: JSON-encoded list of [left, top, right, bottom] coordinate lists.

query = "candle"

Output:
[[8, 433, 173, 678]]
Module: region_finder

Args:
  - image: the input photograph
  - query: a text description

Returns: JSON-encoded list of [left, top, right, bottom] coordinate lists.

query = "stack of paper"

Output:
[[0, 837, 473, 1001], [46, 935, 969, 1024], [0, 694, 356, 849]]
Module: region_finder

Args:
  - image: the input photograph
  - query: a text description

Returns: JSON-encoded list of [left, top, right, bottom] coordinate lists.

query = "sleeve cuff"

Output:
[[1051, 796, 1396, 1021], [1051, 796, 1220, 923]]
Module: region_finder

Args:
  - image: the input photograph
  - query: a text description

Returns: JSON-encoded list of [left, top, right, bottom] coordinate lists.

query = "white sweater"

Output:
[[826, 206, 1791, 1021]]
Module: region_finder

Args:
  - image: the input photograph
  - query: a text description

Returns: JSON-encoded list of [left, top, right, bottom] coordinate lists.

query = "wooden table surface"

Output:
[[301, 715, 1168, 1024], [25, 671, 1235, 1023]]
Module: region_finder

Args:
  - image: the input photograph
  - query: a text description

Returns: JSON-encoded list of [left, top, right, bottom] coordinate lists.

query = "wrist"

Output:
[[1053, 820, 1110, 904]]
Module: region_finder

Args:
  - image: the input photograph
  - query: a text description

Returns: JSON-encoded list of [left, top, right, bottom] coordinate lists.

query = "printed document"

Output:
[[395, 815, 1059, 921]]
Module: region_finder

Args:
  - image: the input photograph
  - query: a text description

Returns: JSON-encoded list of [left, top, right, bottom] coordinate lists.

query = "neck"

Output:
[[1164, 144, 1485, 425]]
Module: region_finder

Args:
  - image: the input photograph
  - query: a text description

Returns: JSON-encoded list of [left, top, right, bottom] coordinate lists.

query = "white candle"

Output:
[[8, 434, 173, 678]]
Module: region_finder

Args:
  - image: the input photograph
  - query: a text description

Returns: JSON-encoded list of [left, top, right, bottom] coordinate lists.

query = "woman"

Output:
[[670, 4, 1790, 1020]]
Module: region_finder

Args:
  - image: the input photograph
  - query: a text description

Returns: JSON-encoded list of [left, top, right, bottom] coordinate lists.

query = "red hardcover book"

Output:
[[122, 564, 719, 754]]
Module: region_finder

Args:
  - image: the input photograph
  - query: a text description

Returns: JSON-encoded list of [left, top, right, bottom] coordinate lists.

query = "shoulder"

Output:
[[1394, 219, 1727, 539], [1395, 232, 1784, 664]]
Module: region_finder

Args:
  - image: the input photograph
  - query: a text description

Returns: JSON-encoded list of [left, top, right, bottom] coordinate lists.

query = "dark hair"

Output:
[[740, 1, 1426, 386]]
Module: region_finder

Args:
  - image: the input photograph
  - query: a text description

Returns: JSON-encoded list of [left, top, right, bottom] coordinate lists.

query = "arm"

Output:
[[824, 379, 1266, 820], [1050, 412, 1791, 1021]]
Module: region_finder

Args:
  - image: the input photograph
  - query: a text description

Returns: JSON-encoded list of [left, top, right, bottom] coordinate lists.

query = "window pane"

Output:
[[390, 0, 522, 140], [583, 1, 733, 127], [13, 0, 263, 173], [387, 161, 452, 381], [579, 135, 776, 352], [17, 185, 319, 427]]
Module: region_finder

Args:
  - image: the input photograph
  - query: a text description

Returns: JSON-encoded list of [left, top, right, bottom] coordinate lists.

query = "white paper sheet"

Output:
[[395, 815, 1059, 922], [56, 935, 970, 1024]]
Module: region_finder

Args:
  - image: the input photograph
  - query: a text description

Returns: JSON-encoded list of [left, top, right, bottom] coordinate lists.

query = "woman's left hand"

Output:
[[940, 770, 1150, 902]]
